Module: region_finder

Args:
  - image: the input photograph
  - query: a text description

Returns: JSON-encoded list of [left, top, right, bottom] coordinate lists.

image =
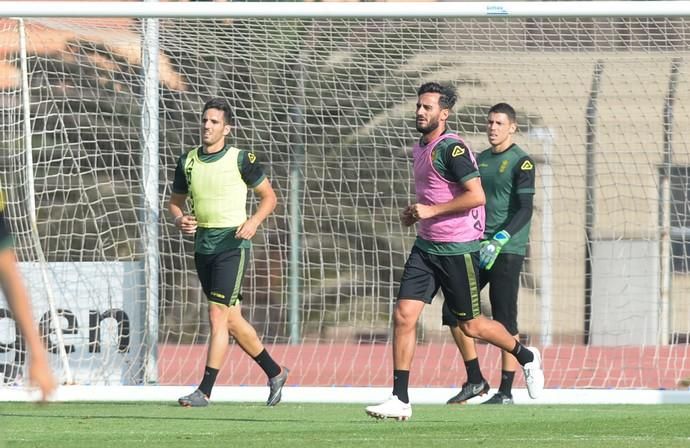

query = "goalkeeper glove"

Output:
[[479, 230, 510, 270]]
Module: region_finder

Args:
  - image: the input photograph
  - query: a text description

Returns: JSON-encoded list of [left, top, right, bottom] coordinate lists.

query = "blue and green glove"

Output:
[[479, 230, 510, 270]]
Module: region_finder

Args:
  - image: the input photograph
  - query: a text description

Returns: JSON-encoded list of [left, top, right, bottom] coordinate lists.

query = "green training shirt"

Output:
[[476, 143, 535, 255]]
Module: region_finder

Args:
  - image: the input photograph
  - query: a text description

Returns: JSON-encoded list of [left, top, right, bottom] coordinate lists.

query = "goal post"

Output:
[[0, 1, 689, 403]]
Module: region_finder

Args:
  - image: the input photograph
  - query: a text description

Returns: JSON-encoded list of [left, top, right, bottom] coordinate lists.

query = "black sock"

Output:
[[198, 366, 219, 398], [498, 370, 515, 396], [393, 370, 410, 403], [510, 342, 534, 365], [253, 349, 282, 379], [464, 357, 483, 384]]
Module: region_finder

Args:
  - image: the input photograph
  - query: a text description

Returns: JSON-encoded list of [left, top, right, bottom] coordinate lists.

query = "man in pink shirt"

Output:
[[365, 83, 544, 421]]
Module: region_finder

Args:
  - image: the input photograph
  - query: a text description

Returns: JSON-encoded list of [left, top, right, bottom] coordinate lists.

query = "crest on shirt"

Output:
[[451, 145, 465, 157], [521, 160, 534, 171], [499, 160, 509, 173]]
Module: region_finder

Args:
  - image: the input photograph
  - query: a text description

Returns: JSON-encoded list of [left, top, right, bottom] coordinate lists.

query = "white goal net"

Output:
[[1, 3, 689, 395]]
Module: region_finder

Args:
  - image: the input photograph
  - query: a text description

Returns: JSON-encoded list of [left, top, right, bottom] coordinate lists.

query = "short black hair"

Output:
[[417, 82, 457, 110], [488, 102, 517, 123], [202, 98, 234, 125]]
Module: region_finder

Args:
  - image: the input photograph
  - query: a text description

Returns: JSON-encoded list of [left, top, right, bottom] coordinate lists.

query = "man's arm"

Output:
[[0, 247, 56, 401], [501, 155, 536, 236], [168, 192, 197, 235], [409, 176, 485, 221], [479, 193, 533, 269], [502, 193, 534, 236], [235, 178, 277, 240], [168, 154, 197, 235]]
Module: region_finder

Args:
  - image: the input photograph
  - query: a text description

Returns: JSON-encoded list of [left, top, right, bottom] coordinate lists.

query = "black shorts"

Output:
[[194, 248, 248, 306], [441, 252, 524, 334], [397, 246, 481, 320]]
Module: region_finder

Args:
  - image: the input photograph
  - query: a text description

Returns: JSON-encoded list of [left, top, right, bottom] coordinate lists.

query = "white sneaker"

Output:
[[365, 395, 412, 421], [523, 346, 545, 399]]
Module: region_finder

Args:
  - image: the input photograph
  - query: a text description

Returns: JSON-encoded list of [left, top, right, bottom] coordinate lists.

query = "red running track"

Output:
[[158, 343, 690, 390]]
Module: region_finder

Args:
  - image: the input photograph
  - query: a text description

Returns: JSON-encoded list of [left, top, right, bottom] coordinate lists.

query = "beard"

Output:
[[416, 118, 439, 135]]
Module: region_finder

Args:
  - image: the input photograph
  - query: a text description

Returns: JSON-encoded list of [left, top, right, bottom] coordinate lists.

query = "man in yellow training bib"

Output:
[[169, 98, 288, 407]]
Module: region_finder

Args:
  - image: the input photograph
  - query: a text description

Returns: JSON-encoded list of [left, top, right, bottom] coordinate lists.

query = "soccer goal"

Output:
[[1, 1, 690, 404]]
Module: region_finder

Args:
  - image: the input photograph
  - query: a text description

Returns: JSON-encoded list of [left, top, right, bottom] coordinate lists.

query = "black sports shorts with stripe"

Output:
[[397, 246, 481, 320], [194, 248, 248, 307], [441, 252, 524, 334]]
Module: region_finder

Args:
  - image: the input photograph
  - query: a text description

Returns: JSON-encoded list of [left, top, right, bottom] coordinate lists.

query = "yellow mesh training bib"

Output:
[[184, 146, 248, 228]]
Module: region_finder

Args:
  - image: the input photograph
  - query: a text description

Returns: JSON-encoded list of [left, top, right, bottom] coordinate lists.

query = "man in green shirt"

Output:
[[169, 98, 288, 407], [443, 103, 538, 405]]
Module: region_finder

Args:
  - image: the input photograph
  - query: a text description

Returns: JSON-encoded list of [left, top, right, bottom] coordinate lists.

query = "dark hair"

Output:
[[202, 98, 234, 125], [488, 102, 517, 123], [417, 82, 457, 110]]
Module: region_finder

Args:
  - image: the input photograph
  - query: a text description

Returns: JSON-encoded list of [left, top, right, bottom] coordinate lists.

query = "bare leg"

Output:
[[459, 315, 520, 353], [393, 299, 425, 370], [206, 302, 232, 368], [226, 303, 264, 357], [502, 334, 520, 373], [449, 324, 477, 361]]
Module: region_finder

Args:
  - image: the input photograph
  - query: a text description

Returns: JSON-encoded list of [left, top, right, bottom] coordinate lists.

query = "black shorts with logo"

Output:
[[441, 252, 524, 334], [194, 248, 248, 307], [397, 246, 481, 321]]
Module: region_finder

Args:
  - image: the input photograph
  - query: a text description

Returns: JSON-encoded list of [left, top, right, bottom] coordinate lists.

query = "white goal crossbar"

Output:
[[0, 1, 689, 19]]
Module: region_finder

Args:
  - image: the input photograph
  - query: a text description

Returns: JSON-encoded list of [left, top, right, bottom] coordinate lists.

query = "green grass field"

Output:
[[2, 402, 690, 448]]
